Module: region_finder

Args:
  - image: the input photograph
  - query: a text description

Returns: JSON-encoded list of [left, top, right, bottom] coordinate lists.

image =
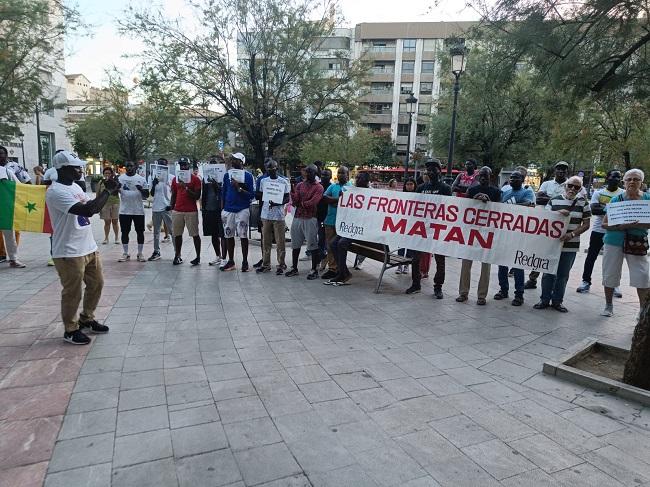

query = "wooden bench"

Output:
[[349, 241, 413, 293]]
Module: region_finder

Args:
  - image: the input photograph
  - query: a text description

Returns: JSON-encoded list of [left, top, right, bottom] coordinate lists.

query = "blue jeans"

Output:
[[541, 251, 577, 305], [498, 266, 524, 298]]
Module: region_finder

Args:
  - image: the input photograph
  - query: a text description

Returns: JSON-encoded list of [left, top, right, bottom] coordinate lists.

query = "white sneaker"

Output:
[[600, 306, 613, 317], [136, 254, 146, 262], [162, 235, 171, 243], [102, 239, 108, 245], [9, 260, 26, 268], [209, 258, 222, 266], [118, 254, 130, 262], [114, 239, 120, 245], [396, 266, 403, 274], [47, 257, 55, 266], [614, 287, 623, 298]]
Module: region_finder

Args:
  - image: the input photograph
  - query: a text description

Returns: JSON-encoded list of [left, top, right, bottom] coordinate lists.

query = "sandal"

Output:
[[455, 295, 468, 303], [477, 298, 487, 306]]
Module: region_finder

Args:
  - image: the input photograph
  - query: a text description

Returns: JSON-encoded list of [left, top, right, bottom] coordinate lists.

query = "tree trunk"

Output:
[[623, 301, 650, 390], [623, 150, 631, 171]]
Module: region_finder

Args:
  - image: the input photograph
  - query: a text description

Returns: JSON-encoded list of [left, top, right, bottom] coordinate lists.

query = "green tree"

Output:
[[120, 0, 368, 168], [70, 75, 184, 163], [429, 46, 547, 171], [0, 0, 79, 138], [299, 128, 396, 166], [471, 0, 650, 97]]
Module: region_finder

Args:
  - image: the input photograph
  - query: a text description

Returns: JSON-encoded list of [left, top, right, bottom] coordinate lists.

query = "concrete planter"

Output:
[[543, 337, 650, 407]]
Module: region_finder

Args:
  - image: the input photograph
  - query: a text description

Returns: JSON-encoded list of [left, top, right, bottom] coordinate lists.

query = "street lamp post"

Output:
[[446, 45, 468, 177], [404, 92, 418, 179], [18, 132, 25, 166]]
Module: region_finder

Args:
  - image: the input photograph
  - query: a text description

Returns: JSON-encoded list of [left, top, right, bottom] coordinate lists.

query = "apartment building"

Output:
[[353, 22, 475, 161]]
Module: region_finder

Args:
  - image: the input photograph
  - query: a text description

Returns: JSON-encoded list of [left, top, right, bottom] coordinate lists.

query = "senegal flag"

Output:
[[0, 181, 52, 233]]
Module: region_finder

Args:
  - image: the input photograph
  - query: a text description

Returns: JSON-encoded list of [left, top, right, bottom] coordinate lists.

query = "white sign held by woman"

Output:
[[606, 200, 650, 226]]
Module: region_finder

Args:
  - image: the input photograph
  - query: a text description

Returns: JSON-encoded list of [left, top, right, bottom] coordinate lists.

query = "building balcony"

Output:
[[360, 93, 394, 103], [361, 113, 393, 124]]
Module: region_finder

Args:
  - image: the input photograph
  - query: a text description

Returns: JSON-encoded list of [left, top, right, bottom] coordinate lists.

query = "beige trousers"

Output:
[[324, 225, 337, 272], [458, 259, 491, 300], [262, 219, 286, 268], [53, 251, 104, 332]]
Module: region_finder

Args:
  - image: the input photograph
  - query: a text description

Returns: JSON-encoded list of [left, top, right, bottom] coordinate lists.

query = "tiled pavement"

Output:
[[1, 213, 649, 487]]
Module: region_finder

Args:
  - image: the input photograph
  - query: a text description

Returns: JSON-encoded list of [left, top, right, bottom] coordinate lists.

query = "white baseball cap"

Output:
[[231, 152, 246, 164], [52, 150, 85, 169]]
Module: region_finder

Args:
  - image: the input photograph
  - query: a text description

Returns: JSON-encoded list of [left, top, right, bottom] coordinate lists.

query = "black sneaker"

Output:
[[241, 261, 249, 272], [0, 256, 7, 263], [190, 257, 201, 266], [220, 260, 236, 271], [79, 320, 110, 334], [285, 268, 299, 277], [253, 259, 263, 269], [307, 270, 319, 280], [524, 280, 537, 290], [256, 266, 271, 274], [148, 251, 161, 261], [173, 256, 183, 265], [433, 288, 444, 299], [321, 270, 337, 280], [276, 266, 285, 276], [493, 290, 508, 300], [512, 296, 524, 306], [405, 285, 421, 294], [63, 329, 91, 345]]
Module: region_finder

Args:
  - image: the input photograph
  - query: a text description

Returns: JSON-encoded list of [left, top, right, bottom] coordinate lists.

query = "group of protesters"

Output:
[[1, 145, 648, 345]]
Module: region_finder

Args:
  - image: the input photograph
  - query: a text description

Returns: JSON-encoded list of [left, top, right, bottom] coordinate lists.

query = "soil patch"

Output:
[[568, 344, 628, 382]]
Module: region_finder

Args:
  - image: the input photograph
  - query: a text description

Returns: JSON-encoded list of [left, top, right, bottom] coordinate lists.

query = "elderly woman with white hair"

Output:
[[534, 175, 591, 312], [600, 168, 650, 317]]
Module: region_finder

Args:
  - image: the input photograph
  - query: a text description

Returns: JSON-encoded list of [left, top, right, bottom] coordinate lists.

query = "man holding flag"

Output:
[[0, 146, 26, 268], [46, 151, 119, 345]]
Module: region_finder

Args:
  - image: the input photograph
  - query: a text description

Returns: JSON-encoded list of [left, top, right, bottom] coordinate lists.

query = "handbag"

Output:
[[623, 231, 649, 256]]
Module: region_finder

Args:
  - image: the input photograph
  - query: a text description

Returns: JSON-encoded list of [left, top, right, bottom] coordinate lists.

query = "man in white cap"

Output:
[[220, 152, 255, 271], [0, 146, 26, 268], [46, 150, 119, 345]]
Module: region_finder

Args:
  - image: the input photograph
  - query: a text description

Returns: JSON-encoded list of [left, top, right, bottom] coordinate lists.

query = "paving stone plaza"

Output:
[[1, 215, 649, 487]]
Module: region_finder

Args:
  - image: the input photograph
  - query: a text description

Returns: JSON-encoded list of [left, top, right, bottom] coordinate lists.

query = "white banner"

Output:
[[606, 199, 650, 226], [228, 168, 246, 183], [151, 164, 169, 183], [335, 187, 569, 273]]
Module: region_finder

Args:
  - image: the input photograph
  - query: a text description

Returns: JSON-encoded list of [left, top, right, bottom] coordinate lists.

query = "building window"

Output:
[[423, 39, 437, 52], [400, 82, 413, 94], [403, 39, 416, 52], [402, 61, 415, 74], [418, 103, 431, 115], [39, 132, 55, 167], [420, 82, 433, 95], [397, 124, 409, 136], [399, 103, 407, 113], [372, 62, 394, 74], [328, 62, 341, 71], [416, 124, 428, 136], [371, 82, 393, 94], [366, 123, 382, 132], [368, 103, 392, 115], [421, 61, 435, 74]]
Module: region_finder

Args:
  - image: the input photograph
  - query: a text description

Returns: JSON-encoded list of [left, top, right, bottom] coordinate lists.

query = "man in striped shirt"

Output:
[[534, 176, 591, 312]]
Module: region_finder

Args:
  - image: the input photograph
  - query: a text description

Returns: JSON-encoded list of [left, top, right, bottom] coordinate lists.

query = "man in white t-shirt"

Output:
[[46, 150, 119, 345], [148, 157, 173, 261], [0, 146, 25, 268], [117, 161, 149, 262], [6, 160, 31, 184]]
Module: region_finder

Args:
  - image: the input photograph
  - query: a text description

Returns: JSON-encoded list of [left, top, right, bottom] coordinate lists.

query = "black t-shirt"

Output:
[[317, 181, 331, 222], [416, 180, 452, 195], [467, 184, 502, 202]]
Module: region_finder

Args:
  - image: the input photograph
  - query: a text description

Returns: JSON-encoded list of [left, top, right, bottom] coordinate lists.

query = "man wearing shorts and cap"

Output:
[[220, 152, 255, 271], [170, 156, 202, 266], [46, 150, 117, 344]]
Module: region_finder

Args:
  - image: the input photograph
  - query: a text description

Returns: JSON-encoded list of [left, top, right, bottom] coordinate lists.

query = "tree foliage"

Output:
[[0, 0, 79, 138], [70, 75, 185, 163], [429, 46, 547, 170], [120, 0, 368, 168], [300, 128, 396, 166], [471, 0, 650, 97]]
